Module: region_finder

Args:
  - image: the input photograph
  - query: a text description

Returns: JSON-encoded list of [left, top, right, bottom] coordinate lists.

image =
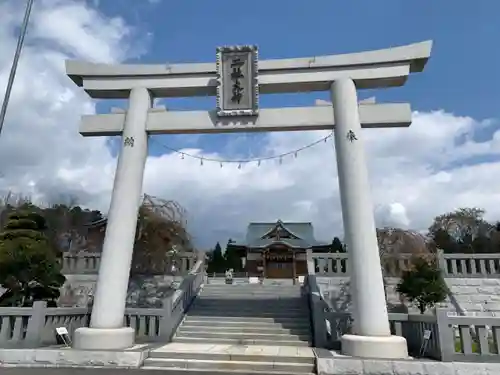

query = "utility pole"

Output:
[[0, 0, 35, 137]]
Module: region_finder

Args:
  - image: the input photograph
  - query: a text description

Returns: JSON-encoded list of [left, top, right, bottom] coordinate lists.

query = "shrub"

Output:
[[0, 210, 65, 307], [396, 257, 448, 314]]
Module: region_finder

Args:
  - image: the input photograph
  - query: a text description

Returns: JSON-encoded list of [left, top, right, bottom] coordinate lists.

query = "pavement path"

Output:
[[0, 369, 148, 374]]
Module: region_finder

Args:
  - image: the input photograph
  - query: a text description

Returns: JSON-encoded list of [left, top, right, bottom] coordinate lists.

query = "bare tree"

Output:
[[132, 194, 193, 275]]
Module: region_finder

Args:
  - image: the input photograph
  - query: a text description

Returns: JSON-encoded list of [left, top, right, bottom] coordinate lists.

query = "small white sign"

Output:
[[55, 326, 71, 347], [423, 330, 432, 340], [55, 327, 68, 336]]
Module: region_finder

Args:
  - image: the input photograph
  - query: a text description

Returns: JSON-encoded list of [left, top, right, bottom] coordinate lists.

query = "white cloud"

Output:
[[0, 0, 499, 249], [375, 203, 410, 229]]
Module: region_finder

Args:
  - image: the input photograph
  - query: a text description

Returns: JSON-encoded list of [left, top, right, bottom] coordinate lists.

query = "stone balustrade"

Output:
[[0, 260, 205, 349], [311, 250, 500, 278], [320, 307, 500, 362], [438, 252, 500, 278], [61, 252, 101, 274], [61, 251, 199, 275], [304, 252, 500, 363]]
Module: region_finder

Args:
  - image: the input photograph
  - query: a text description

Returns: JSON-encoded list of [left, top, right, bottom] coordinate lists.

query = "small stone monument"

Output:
[[225, 268, 234, 284]]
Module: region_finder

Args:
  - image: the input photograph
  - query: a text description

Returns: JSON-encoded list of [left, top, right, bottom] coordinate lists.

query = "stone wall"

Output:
[[317, 276, 500, 315], [58, 274, 97, 307], [445, 277, 500, 313], [58, 273, 180, 308], [58, 250, 199, 308]]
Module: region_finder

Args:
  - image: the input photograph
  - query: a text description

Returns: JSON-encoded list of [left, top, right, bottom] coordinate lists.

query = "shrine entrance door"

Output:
[[264, 246, 295, 279]]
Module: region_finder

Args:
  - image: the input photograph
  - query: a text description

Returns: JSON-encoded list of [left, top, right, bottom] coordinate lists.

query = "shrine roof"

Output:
[[83, 217, 108, 227], [231, 220, 327, 248]]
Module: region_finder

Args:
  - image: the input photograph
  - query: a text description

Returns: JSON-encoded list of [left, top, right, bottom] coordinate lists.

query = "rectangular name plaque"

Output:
[[216, 45, 259, 117]]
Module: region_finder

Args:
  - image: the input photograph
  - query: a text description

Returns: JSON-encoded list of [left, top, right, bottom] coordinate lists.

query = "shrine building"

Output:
[[228, 220, 331, 279]]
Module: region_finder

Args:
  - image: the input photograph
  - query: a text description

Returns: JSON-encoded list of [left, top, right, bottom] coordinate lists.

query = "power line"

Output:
[[0, 0, 35, 137]]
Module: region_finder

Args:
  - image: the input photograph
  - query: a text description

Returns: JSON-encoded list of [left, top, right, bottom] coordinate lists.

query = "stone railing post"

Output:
[[95, 254, 101, 272], [75, 255, 84, 273], [24, 301, 47, 347], [305, 249, 329, 348], [181, 257, 187, 274], [436, 249, 447, 276], [159, 296, 173, 341], [62, 254, 71, 274], [435, 308, 454, 362]]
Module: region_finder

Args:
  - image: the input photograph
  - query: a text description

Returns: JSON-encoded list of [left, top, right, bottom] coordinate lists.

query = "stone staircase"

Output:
[[143, 283, 316, 374]]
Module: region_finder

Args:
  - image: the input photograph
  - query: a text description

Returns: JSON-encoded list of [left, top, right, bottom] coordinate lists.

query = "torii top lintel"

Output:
[[66, 41, 432, 100]]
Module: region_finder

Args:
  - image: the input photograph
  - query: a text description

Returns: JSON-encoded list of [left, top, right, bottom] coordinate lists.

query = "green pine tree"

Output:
[[0, 210, 66, 307], [396, 257, 448, 314], [224, 240, 242, 272], [206, 242, 225, 273], [331, 237, 345, 253]]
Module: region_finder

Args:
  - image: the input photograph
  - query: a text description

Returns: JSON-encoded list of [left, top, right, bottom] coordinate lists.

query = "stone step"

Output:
[[179, 325, 310, 336], [194, 306, 307, 310], [202, 285, 302, 289], [192, 306, 306, 313], [196, 296, 304, 301], [149, 343, 315, 364], [142, 358, 314, 374], [187, 313, 308, 320], [187, 309, 309, 317], [194, 300, 305, 306], [201, 287, 302, 291], [188, 310, 310, 324], [203, 285, 302, 295], [202, 286, 302, 289], [195, 296, 304, 302], [201, 288, 302, 294], [202, 288, 303, 298], [173, 336, 311, 347], [182, 320, 310, 330], [176, 329, 309, 341], [200, 292, 305, 301], [190, 306, 307, 315], [142, 365, 315, 375], [184, 315, 310, 323], [200, 293, 303, 297]]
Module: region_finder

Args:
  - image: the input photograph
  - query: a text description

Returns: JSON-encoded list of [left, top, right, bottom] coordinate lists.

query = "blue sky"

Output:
[[96, 0, 500, 161], [2, 0, 499, 248]]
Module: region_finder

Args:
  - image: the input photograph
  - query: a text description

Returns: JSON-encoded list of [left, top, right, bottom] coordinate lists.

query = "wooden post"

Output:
[[292, 251, 297, 285]]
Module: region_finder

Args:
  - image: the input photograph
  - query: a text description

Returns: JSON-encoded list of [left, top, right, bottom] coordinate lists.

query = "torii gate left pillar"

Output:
[[73, 87, 152, 349], [66, 41, 432, 358]]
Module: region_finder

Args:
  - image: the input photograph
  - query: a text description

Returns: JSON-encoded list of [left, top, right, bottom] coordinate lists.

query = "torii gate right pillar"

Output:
[[331, 78, 408, 358]]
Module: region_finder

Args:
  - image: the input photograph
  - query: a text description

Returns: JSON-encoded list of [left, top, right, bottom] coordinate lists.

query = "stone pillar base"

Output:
[[341, 334, 408, 359], [73, 327, 135, 350]]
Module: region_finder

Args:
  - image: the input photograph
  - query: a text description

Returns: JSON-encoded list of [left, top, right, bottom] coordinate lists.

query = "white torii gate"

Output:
[[65, 41, 432, 359]]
